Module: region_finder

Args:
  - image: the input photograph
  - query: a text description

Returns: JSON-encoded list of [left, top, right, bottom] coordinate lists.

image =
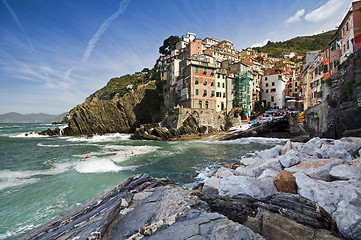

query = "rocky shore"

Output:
[[18, 137, 361, 240]]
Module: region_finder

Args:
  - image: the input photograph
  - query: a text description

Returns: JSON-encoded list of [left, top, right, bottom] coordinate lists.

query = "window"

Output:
[[217, 82, 220, 87], [266, 83, 268, 87], [347, 40, 350, 50], [265, 77, 268, 80], [272, 82, 275, 86], [271, 88, 276, 92], [211, 80, 215, 86], [266, 89, 269, 93], [203, 68, 207, 74], [344, 44, 346, 53], [223, 92, 226, 98], [222, 83, 225, 88], [346, 22, 349, 32], [195, 67, 199, 73], [324, 64, 328, 73], [203, 79, 207, 85], [195, 89, 199, 95], [216, 92, 221, 97], [271, 96, 274, 102], [211, 69, 215, 75], [205, 101, 209, 109], [295, 82, 298, 87], [199, 101, 202, 109], [211, 91, 215, 97], [195, 78, 199, 84], [203, 90, 207, 96]]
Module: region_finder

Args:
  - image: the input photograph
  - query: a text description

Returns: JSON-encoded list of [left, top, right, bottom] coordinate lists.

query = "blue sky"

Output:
[[0, 0, 353, 114]]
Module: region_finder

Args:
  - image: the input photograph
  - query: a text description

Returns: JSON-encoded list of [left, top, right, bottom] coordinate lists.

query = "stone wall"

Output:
[[164, 108, 239, 131]]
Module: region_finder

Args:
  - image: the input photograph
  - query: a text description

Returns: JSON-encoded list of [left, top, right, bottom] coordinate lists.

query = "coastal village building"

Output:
[[160, 2, 361, 116], [178, 55, 217, 109], [261, 68, 287, 109]]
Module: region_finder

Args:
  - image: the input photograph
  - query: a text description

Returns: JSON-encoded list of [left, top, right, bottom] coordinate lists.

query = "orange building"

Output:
[[352, 1, 361, 51]]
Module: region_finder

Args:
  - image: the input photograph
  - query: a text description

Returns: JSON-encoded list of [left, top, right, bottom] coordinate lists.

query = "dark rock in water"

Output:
[[38, 128, 60, 136], [18, 174, 345, 240]]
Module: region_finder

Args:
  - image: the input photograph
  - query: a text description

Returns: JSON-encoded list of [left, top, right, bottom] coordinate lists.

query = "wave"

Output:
[[0, 224, 35, 239], [37, 143, 62, 148], [65, 133, 131, 143], [73, 157, 137, 173], [210, 137, 287, 145], [10, 132, 48, 138], [0, 163, 71, 191]]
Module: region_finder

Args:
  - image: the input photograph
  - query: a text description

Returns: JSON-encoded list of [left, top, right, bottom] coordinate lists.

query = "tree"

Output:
[[159, 35, 180, 56]]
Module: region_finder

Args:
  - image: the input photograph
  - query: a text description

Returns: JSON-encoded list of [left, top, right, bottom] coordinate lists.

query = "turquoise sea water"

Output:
[[0, 123, 286, 239]]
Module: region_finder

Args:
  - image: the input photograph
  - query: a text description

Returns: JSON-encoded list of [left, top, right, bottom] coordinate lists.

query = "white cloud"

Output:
[[251, 39, 271, 48], [81, 0, 132, 63], [285, 9, 305, 24], [3, 0, 34, 51], [304, 0, 350, 23]]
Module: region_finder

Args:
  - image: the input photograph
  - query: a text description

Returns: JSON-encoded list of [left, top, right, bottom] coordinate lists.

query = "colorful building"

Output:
[[178, 55, 217, 110]]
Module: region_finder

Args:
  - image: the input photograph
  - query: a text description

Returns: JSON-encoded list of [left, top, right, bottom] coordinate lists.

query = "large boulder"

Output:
[[274, 170, 297, 194], [278, 149, 301, 168], [219, 175, 277, 200], [329, 164, 361, 180], [286, 158, 345, 181]]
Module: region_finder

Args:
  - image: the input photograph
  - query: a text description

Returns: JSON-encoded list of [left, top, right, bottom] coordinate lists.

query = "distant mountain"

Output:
[[253, 30, 336, 57], [0, 112, 67, 123]]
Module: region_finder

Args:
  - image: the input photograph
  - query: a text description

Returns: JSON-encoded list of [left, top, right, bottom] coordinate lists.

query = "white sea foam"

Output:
[[211, 137, 287, 145], [66, 133, 131, 143], [0, 224, 35, 239], [10, 132, 48, 138], [37, 143, 61, 148], [195, 166, 218, 182], [0, 163, 71, 191], [74, 157, 136, 173]]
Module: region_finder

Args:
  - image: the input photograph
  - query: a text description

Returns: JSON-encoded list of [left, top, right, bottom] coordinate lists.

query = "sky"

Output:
[[0, 0, 354, 114]]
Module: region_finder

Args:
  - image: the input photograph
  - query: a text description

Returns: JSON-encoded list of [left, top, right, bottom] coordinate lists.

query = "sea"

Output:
[[0, 123, 287, 239]]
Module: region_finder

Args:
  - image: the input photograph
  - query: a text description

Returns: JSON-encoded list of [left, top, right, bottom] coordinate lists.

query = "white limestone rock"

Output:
[[281, 140, 293, 155], [203, 176, 219, 195], [219, 175, 277, 200], [314, 145, 352, 162], [334, 138, 361, 156], [234, 166, 255, 177], [240, 157, 261, 167], [257, 169, 279, 179], [252, 158, 283, 177], [215, 167, 235, 179], [254, 145, 282, 159], [296, 137, 323, 156], [333, 200, 361, 240], [286, 158, 345, 181], [278, 149, 301, 168], [294, 172, 361, 214], [329, 164, 361, 180]]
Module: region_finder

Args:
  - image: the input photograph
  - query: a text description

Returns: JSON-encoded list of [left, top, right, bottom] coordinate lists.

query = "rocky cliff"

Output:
[[61, 81, 163, 136], [305, 49, 361, 138]]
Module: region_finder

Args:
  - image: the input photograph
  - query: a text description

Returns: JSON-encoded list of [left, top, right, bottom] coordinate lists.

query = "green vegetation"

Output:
[[254, 30, 336, 57], [86, 72, 147, 102], [159, 35, 180, 56]]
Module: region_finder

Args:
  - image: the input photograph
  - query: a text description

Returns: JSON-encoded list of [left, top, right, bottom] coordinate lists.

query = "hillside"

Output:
[[254, 30, 336, 57], [85, 68, 158, 102], [0, 112, 67, 123]]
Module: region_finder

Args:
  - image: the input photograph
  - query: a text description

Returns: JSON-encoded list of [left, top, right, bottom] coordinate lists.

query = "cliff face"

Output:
[[305, 49, 361, 138], [62, 81, 163, 136]]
